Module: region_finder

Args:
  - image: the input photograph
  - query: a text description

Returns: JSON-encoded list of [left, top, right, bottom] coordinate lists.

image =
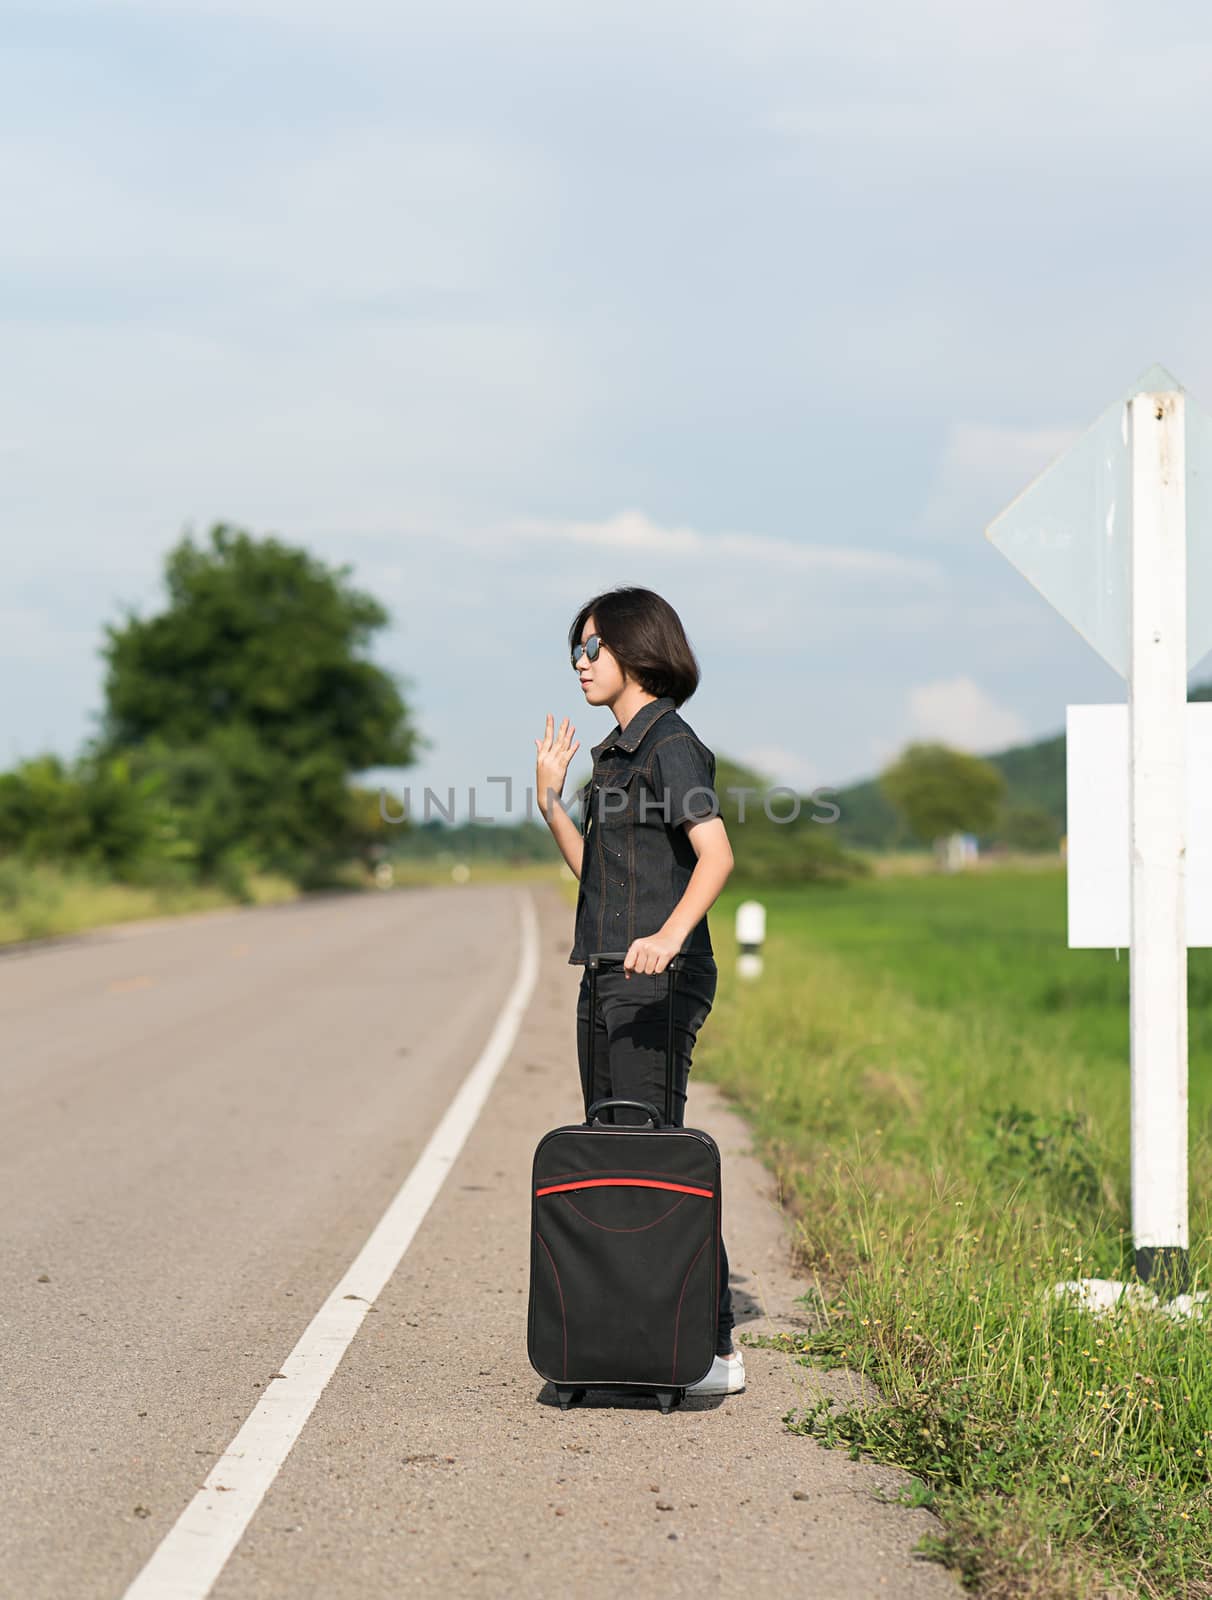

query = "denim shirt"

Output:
[[567, 695, 719, 966]]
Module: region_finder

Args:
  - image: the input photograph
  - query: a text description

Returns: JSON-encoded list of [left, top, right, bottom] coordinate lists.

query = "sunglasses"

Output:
[[571, 634, 602, 668]]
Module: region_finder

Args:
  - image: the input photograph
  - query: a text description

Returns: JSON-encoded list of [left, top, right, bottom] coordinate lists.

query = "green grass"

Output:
[[0, 858, 300, 945], [0, 856, 575, 945], [388, 858, 578, 888], [698, 870, 1212, 1599]]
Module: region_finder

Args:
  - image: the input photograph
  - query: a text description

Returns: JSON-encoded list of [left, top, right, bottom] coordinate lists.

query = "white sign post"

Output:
[[986, 364, 1212, 1302], [1127, 391, 1188, 1290]]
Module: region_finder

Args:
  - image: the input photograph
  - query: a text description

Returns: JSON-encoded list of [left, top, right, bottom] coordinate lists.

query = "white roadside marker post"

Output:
[[1128, 390, 1189, 1293], [735, 899, 765, 980], [986, 363, 1212, 1313]]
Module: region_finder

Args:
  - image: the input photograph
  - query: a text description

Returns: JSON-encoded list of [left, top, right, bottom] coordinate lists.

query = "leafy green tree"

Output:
[[878, 741, 1006, 847], [712, 756, 868, 884], [0, 751, 196, 882], [996, 802, 1061, 852], [89, 523, 426, 881]]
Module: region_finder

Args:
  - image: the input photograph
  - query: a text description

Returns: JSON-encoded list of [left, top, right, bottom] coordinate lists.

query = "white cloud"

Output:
[[503, 508, 944, 583], [865, 732, 901, 774], [737, 743, 822, 792], [903, 676, 1029, 754], [862, 677, 1030, 779], [921, 422, 1081, 539]]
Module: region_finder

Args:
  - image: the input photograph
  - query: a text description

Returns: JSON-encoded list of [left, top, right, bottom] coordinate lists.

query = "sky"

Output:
[[5, 0, 1212, 823]]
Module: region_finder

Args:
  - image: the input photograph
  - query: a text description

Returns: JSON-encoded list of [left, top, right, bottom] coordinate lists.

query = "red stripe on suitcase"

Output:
[[535, 1177, 714, 1198]]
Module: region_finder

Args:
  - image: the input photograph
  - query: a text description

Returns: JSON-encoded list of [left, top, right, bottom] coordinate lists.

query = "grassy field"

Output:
[[384, 859, 578, 888], [695, 868, 1212, 1598], [0, 859, 307, 945], [0, 855, 571, 947]]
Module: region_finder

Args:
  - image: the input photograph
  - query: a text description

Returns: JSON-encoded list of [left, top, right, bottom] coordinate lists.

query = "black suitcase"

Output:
[[527, 949, 722, 1413]]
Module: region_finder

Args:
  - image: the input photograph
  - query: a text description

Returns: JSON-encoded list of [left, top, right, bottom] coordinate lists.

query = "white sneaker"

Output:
[[685, 1349, 746, 1395]]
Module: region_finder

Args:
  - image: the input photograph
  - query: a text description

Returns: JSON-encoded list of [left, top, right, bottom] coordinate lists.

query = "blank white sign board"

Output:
[[1067, 703, 1212, 947]]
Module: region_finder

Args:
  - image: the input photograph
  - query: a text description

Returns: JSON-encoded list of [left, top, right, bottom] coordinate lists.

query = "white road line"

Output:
[[122, 891, 541, 1600]]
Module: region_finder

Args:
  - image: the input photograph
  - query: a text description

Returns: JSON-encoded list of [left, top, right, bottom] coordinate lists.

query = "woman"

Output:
[[535, 585, 744, 1396]]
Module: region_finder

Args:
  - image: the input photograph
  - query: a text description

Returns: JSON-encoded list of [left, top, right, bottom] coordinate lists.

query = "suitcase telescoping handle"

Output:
[[585, 950, 683, 1127], [586, 1097, 663, 1127]]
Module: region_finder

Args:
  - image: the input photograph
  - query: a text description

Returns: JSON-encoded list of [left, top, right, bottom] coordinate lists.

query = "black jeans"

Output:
[[575, 957, 734, 1357]]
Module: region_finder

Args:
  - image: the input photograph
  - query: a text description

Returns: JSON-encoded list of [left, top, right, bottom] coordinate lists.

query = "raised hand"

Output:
[[535, 713, 580, 820]]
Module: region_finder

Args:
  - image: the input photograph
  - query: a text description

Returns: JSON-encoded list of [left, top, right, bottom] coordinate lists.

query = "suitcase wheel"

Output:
[[555, 1386, 586, 1411], [653, 1387, 684, 1414]]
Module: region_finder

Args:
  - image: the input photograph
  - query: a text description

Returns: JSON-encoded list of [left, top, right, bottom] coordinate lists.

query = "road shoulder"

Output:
[[213, 885, 961, 1599]]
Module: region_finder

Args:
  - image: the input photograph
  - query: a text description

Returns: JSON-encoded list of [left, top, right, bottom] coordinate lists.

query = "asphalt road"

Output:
[[1, 881, 960, 1599]]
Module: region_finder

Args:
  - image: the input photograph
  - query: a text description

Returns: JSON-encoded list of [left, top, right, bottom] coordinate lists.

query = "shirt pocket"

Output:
[[595, 765, 641, 833]]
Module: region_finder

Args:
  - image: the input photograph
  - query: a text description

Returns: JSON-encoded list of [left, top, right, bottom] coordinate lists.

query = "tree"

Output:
[[710, 756, 867, 884], [996, 802, 1061, 852], [89, 523, 426, 880], [0, 750, 197, 882], [564, 753, 870, 886], [878, 742, 1006, 849]]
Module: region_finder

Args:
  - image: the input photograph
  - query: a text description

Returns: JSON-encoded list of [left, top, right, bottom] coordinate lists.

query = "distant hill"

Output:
[[828, 676, 1212, 852]]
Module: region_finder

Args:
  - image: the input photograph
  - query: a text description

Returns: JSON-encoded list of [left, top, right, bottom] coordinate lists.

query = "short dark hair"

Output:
[[568, 586, 701, 707]]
